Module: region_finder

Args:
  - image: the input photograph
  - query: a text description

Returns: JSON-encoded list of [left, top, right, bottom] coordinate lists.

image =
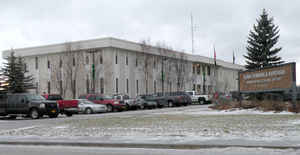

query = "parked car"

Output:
[[156, 91, 192, 107], [42, 94, 78, 117], [144, 94, 168, 108], [185, 91, 212, 104], [0, 93, 59, 119], [77, 99, 107, 114], [78, 94, 126, 112], [113, 94, 138, 110], [136, 95, 158, 109]]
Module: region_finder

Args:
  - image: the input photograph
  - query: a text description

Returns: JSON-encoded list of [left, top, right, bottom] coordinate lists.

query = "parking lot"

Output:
[[1, 104, 300, 147]]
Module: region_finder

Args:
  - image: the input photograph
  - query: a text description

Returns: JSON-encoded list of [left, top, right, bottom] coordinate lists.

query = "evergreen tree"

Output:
[[0, 51, 35, 93], [244, 9, 284, 70]]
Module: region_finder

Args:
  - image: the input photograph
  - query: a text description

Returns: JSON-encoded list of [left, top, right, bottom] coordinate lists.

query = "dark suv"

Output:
[[156, 91, 192, 107], [0, 93, 59, 119]]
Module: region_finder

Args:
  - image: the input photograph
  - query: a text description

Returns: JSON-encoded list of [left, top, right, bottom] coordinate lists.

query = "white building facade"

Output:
[[2, 37, 244, 99]]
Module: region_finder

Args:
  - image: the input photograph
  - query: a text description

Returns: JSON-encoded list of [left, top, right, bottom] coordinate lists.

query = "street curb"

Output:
[[0, 141, 300, 150]]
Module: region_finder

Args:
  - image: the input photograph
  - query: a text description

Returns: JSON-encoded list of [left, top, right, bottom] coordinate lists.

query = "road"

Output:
[[0, 145, 298, 155]]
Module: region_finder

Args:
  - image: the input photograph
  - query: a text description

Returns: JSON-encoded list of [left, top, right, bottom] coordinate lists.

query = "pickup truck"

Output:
[[156, 91, 192, 107], [185, 91, 212, 104], [78, 94, 125, 112], [42, 94, 78, 117], [0, 93, 59, 119], [113, 94, 138, 110]]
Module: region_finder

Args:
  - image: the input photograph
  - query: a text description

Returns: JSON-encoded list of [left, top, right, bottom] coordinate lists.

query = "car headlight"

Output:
[[39, 103, 46, 108]]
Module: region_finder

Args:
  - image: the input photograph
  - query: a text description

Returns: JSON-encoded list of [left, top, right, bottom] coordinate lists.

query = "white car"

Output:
[[77, 99, 107, 114]]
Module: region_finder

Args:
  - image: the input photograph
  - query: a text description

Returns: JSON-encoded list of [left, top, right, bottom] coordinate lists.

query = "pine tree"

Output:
[[0, 51, 35, 93], [244, 9, 284, 70]]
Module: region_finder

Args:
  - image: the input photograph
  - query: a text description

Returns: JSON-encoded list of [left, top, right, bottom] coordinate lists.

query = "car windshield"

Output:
[[186, 92, 193, 95], [83, 100, 94, 104], [103, 95, 112, 100], [27, 95, 45, 101], [48, 95, 62, 100], [78, 95, 87, 99]]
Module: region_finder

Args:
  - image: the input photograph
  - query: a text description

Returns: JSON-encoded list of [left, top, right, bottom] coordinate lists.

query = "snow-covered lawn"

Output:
[[1, 106, 300, 144]]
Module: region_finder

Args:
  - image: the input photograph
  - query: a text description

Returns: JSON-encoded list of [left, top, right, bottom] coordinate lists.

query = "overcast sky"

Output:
[[0, 0, 299, 84]]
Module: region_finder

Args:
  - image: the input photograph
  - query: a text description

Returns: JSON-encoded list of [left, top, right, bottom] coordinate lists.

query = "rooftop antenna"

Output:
[[191, 13, 195, 54]]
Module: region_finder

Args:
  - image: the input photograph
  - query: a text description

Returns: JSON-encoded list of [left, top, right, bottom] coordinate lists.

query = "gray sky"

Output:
[[0, 0, 299, 84]]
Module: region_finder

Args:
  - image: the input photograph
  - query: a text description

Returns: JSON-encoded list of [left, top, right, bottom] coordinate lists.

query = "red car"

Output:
[[78, 94, 126, 112], [42, 94, 78, 117]]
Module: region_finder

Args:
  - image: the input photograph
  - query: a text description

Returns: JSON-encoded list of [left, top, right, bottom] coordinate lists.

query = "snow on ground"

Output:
[[1, 105, 300, 144]]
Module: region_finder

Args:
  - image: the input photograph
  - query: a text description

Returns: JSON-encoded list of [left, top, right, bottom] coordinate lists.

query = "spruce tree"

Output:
[[244, 9, 284, 70], [0, 51, 35, 93]]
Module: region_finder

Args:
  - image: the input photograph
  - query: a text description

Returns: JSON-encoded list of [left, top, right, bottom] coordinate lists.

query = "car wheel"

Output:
[[29, 108, 39, 119], [65, 112, 73, 117], [168, 101, 173, 107], [85, 108, 93, 114], [106, 105, 114, 112], [49, 113, 59, 118], [8, 115, 17, 119], [140, 104, 144, 110]]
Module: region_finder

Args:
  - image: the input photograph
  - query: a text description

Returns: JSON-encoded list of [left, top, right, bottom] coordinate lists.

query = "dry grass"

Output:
[[210, 98, 300, 113]]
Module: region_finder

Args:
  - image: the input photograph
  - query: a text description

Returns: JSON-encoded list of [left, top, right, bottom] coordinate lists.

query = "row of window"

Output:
[[192, 64, 211, 76], [35, 54, 162, 70], [35, 54, 104, 70], [41, 78, 157, 96]]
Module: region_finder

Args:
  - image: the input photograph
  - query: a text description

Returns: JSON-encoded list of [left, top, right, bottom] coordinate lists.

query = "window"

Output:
[[193, 84, 196, 91], [59, 81, 62, 95], [136, 58, 138, 67], [197, 84, 201, 93], [115, 54, 118, 64], [126, 78, 129, 94], [99, 53, 103, 64], [169, 82, 172, 92], [136, 80, 139, 95], [73, 57, 75, 66], [100, 78, 104, 94], [207, 66, 211, 76], [24, 63, 27, 72], [36, 82, 39, 94], [154, 59, 156, 68], [203, 84, 206, 94], [116, 78, 118, 93], [35, 57, 38, 69], [47, 81, 51, 94], [154, 80, 157, 93], [47, 60, 50, 69], [197, 64, 200, 75], [126, 55, 128, 65], [73, 80, 76, 97], [86, 56, 89, 64], [86, 77, 90, 93], [59, 59, 62, 68], [202, 66, 206, 75]]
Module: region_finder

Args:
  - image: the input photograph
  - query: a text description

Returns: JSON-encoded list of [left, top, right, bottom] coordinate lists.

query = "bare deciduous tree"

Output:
[[53, 42, 83, 99], [139, 40, 152, 94]]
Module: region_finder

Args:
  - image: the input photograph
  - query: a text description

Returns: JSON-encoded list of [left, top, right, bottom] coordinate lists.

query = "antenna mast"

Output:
[[191, 13, 195, 54]]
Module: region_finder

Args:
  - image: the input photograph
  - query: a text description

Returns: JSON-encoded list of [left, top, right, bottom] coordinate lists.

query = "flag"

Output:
[[214, 46, 216, 66], [233, 51, 235, 64]]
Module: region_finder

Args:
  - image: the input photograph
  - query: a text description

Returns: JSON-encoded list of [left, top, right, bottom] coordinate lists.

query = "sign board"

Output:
[[239, 63, 296, 93]]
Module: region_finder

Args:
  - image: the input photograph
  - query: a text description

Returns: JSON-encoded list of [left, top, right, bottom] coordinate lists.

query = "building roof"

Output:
[[2, 37, 244, 70]]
